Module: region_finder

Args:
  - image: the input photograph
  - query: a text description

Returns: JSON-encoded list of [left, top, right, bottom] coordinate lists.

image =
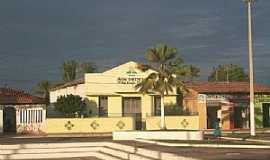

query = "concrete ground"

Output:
[[1, 136, 270, 160], [38, 158, 101, 160], [119, 140, 270, 160]]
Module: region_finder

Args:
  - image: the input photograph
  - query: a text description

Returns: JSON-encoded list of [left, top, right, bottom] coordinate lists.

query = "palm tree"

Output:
[[76, 62, 97, 78], [62, 60, 78, 82], [33, 80, 51, 105], [188, 65, 200, 81], [170, 57, 188, 80], [136, 44, 187, 129]]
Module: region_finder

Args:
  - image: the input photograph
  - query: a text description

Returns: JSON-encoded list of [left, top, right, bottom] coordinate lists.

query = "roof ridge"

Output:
[[0, 87, 45, 104], [186, 81, 270, 93]]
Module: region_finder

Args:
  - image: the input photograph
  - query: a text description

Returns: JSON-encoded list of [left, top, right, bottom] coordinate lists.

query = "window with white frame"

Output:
[[19, 109, 43, 124]]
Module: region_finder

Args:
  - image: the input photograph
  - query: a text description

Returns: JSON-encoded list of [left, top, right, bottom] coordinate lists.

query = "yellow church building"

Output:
[[50, 61, 197, 131]]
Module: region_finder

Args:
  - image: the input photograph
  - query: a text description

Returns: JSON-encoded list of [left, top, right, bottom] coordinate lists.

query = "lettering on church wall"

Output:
[[117, 77, 143, 84]]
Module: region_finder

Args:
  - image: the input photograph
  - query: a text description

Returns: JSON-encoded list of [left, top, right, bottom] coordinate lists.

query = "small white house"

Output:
[[0, 87, 46, 134]]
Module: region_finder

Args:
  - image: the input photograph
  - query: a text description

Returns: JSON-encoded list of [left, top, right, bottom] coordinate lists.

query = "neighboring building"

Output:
[[49, 61, 270, 130], [50, 78, 86, 103], [48, 78, 86, 117], [0, 87, 46, 134], [185, 82, 270, 130]]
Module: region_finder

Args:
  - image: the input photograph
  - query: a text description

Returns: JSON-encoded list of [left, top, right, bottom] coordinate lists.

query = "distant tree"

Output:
[[208, 64, 248, 82], [61, 60, 97, 81], [62, 60, 78, 82], [170, 57, 188, 78], [170, 58, 200, 81], [33, 80, 51, 105], [186, 65, 200, 81], [54, 95, 86, 117], [76, 62, 97, 78]]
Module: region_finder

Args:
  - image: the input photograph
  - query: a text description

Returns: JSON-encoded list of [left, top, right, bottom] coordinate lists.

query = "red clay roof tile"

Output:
[[0, 87, 45, 105], [185, 81, 270, 93]]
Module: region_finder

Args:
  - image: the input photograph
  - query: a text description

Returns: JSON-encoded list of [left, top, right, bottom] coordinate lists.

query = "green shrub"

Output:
[[165, 103, 191, 115], [55, 94, 87, 117]]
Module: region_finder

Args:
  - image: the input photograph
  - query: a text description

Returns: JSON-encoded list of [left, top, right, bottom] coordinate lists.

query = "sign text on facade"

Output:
[[117, 77, 143, 84]]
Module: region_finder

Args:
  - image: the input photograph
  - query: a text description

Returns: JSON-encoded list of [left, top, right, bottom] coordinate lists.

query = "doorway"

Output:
[[233, 107, 243, 128], [3, 106, 17, 133], [263, 103, 270, 128], [122, 97, 142, 130], [207, 106, 221, 129]]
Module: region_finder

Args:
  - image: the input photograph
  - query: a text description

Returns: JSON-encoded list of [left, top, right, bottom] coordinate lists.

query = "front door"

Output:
[[263, 103, 270, 128], [234, 107, 243, 128], [207, 106, 220, 129], [3, 106, 16, 133], [122, 97, 142, 130], [233, 107, 249, 128]]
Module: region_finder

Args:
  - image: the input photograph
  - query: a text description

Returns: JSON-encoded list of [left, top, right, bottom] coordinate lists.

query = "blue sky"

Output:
[[0, 0, 269, 91]]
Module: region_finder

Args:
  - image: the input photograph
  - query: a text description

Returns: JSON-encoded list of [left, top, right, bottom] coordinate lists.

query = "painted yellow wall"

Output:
[[85, 61, 177, 96], [146, 116, 200, 130], [221, 105, 232, 130], [46, 117, 135, 133], [197, 102, 207, 129], [184, 90, 207, 129], [141, 95, 152, 118], [108, 96, 122, 117]]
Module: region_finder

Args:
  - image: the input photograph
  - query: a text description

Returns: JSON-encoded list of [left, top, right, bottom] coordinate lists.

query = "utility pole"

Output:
[[245, 0, 256, 136], [215, 67, 218, 82], [226, 64, 229, 83]]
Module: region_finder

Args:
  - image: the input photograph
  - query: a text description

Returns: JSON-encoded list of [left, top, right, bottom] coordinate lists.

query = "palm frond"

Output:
[[146, 48, 160, 63], [137, 43, 187, 96], [135, 73, 158, 93], [137, 63, 151, 72]]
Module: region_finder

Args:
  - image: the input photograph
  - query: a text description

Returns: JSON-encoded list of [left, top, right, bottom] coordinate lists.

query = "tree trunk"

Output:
[[160, 95, 166, 129]]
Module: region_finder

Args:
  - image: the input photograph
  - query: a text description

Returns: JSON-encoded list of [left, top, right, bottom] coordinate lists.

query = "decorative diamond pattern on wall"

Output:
[[90, 121, 100, 130], [116, 120, 125, 129], [64, 121, 74, 130], [181, 119, 189, 128]]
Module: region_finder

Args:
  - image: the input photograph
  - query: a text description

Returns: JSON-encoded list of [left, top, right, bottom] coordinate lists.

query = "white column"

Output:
[[42, 108, 46, 123], [160, 95, 165, 129]]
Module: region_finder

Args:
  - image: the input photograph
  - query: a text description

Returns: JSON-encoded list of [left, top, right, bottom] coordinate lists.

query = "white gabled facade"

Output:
[[50, 81, 86, 103]]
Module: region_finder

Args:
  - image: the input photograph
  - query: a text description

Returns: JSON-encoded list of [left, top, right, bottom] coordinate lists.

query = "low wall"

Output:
[[146, 116, 200, 130], [17, 123, 46, 134], [113, 130, 203, 140], [46, 117, 135, 134]]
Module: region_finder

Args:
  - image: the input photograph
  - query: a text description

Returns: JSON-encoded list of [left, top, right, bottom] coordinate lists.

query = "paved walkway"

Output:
[[119, 140, 270, 160]]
